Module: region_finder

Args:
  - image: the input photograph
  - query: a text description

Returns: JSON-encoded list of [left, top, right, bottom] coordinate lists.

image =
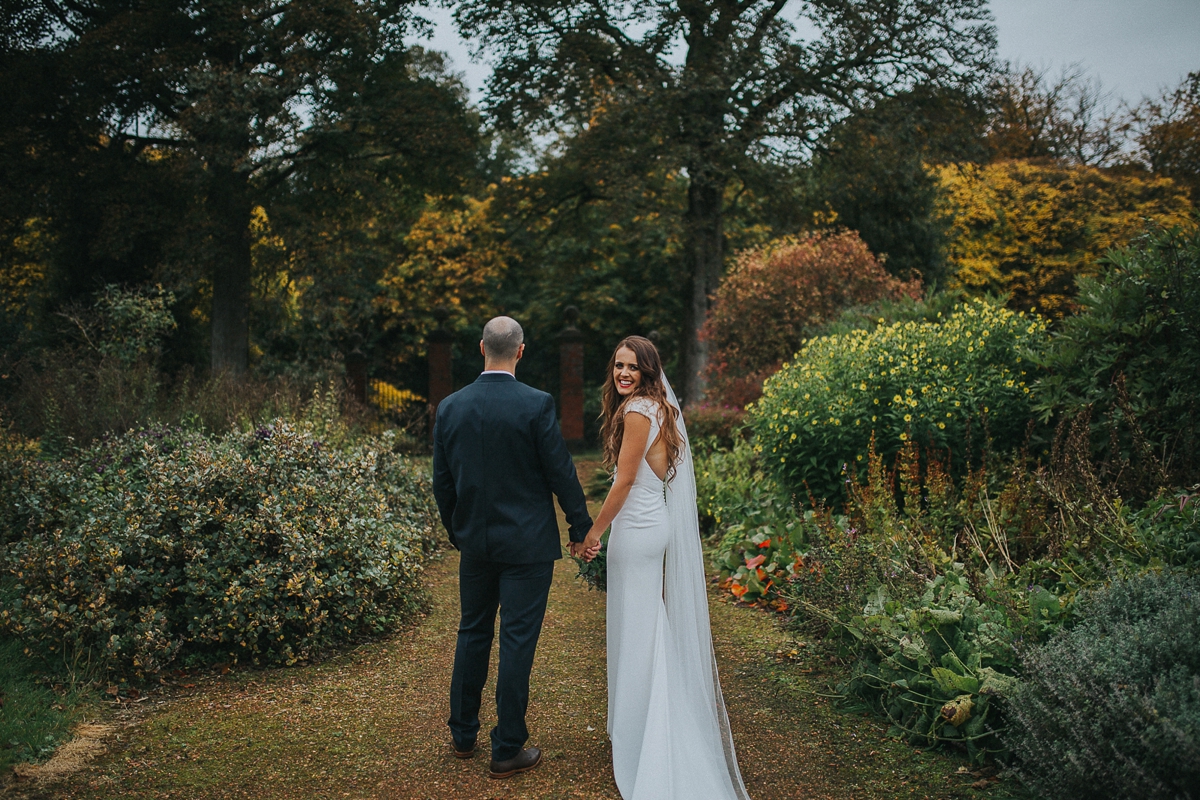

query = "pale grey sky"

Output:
[[424, 0, 1200, 107]]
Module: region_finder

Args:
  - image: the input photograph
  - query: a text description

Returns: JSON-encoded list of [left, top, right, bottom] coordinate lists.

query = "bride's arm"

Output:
[[578, 412, 650, 557]]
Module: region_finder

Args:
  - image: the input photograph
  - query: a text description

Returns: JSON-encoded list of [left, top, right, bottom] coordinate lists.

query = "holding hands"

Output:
[[570, 526, 604, 562]]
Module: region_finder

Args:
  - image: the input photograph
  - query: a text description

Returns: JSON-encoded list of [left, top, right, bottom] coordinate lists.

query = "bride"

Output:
[[573, 335, 751, 800]]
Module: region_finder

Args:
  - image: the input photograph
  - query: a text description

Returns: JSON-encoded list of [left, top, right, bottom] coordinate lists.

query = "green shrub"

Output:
[[1130, 488, 1200, 566], [1032, 221, 1200, 495], [697, 437, 809, 607], [841, 568, 1019, 763], [0, 423, 41, 547], [816, 287, 967, 339], [751, 297, 1047, 503], [0, 422, 438, 677], [1005, 571, 1200, 799]]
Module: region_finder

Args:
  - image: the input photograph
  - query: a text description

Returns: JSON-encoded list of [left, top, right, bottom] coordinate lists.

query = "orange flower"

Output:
[[730, 583, 748, 599], [745, 554, 766, 569], [757, 539, 772, 549]]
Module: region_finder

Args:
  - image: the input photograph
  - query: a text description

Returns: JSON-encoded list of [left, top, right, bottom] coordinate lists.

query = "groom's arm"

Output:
[[431, 415, 459, 550], [534, 394, 593, 543]]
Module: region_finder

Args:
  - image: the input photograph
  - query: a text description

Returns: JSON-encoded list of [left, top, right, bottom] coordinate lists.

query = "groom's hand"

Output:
[[580, 530, 603, 562]]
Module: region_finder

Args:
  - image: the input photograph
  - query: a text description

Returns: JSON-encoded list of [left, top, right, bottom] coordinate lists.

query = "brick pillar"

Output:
[[345, 347, 368, 405], [558, 305, 585, 451], [428, 308, 453, 437]]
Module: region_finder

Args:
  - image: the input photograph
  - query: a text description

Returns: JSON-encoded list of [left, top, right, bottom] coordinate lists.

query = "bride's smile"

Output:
[[613, 347, 642, 395]]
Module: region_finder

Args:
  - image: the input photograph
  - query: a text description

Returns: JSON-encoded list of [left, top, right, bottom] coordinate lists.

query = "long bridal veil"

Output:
[[661, 373, 751, 799]]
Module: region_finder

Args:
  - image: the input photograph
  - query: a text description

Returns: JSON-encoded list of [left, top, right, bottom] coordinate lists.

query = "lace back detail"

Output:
[[622, 397, 662, 455]]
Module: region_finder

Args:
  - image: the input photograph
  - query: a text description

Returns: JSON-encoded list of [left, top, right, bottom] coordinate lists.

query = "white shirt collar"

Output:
[[481, 369, 515, 377]]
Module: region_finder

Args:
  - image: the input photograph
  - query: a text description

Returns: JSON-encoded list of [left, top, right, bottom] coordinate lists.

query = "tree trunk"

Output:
[[209, 168, 252, 376], [680, 165, 726, 405]]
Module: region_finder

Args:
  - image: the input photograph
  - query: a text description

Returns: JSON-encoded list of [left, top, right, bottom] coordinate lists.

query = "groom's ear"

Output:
[[517, 343, 525, 361], [479, 340, 486, 359]]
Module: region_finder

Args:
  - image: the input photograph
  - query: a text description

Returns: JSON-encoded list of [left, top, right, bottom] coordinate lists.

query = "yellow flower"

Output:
[[904, 414, 912, 422], [893, 395, 903, 404], [899, 433, 908, 441], [938, 422, 946, 430]]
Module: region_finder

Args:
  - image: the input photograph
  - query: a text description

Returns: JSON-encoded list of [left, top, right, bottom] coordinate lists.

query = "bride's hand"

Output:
[[581, 527, 603, 561]]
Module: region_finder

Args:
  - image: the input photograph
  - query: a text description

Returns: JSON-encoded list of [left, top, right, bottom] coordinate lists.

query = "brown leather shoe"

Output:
[[488, 746, 542, 779], [452, 741, 476, 759]]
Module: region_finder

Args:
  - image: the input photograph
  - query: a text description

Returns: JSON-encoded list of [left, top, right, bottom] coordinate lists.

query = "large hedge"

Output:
[[750, 297, 1047, 502], [0, 422, 438, 677]]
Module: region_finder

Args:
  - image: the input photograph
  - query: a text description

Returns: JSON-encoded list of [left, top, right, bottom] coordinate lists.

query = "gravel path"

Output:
[[8, 461, 1004, 800]]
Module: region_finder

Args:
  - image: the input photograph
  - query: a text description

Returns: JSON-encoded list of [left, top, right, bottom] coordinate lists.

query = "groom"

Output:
[[432, 316, 593, 778]]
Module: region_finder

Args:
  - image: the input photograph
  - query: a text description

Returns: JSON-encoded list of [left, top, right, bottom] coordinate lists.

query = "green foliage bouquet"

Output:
[[0, 422, 439, 677], [750, 297, 1048, 502]]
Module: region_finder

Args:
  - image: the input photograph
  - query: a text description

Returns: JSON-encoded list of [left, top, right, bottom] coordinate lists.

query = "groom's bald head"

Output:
[[482, 316, 524, 363]]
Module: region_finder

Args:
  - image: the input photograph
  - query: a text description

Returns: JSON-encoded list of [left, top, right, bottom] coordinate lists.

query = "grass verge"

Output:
[[0, 637, 92, 773]]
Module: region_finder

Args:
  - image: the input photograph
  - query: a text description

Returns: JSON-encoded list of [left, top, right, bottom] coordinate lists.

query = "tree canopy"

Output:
[[454, 0, 997, 401], [1, 0, 479, 374]]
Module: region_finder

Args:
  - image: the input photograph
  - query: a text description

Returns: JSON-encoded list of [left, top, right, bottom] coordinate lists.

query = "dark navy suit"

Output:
[[433, 372, 592, 760]]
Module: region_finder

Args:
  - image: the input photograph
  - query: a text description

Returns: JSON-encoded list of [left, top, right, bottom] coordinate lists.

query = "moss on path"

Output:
[[7, 459, 1011, 799]]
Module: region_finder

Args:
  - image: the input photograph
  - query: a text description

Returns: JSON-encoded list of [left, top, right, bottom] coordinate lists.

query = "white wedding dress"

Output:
[[606, 382, 751, 800]]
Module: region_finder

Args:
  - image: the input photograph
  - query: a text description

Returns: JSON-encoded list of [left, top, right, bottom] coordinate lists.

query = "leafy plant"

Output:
[[1032, 221, 1200, 494], [1005, 570, 1200, 799], [751, 297, 1047, 504], [0, 422, 439, 678], [840, 568, 1019, 763]]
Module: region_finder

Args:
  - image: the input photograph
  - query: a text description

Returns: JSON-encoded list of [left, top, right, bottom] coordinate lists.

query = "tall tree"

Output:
[[1131, 72, 1200, 202], [986, 64, 1128, 167], [455, 0, 995, 402], [810, 85, 989, 283], [4, 0, 447, 375]]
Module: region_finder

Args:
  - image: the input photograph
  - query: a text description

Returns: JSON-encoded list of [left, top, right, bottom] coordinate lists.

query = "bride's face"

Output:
[[613, 346, 642, 397]]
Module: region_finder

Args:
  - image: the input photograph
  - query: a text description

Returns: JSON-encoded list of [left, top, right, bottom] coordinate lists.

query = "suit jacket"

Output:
[[432, 372, 593, 563]]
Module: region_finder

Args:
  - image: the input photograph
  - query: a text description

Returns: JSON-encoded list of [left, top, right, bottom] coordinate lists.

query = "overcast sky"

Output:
[[424, 0, 1200, 108]]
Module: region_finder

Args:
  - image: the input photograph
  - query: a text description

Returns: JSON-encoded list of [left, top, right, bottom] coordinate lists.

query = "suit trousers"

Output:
[[448, 554, 555, 761]]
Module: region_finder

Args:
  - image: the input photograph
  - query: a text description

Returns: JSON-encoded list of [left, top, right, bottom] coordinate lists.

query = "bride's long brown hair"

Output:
[[600, 336, 683, 482]]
